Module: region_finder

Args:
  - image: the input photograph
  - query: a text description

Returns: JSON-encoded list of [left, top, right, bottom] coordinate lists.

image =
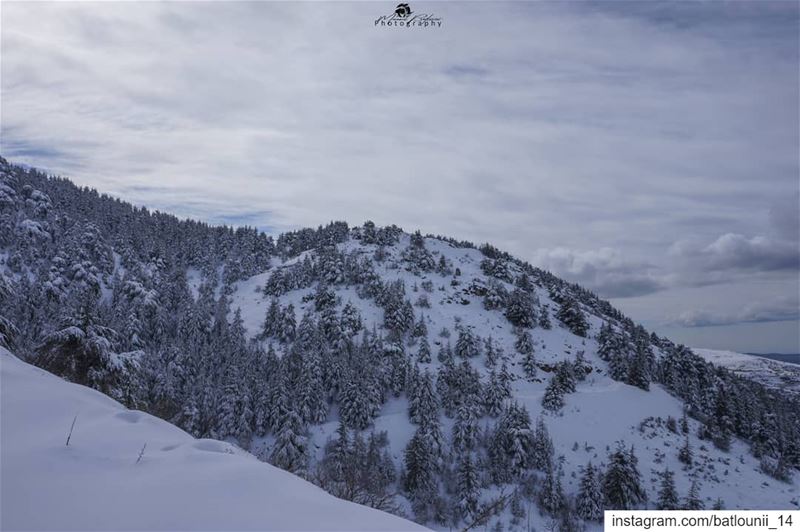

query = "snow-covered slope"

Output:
[[228, 235, 799, 525], [694, 348, 800, 396], [0, 348, 426, 531]]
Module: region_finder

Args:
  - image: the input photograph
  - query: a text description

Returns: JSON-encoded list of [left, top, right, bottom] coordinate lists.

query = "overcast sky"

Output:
[[2, 1, 798, 353]]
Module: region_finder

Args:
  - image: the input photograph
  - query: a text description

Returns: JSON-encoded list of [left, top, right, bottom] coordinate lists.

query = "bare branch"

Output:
[[65, 415, 78, 446]]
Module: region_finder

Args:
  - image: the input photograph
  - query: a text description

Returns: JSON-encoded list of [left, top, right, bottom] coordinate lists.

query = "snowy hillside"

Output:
[[1, 158, 798, 531], [694, 348, 800, 396], [0, 347, 427, 531], [226, 233, 799, 525]]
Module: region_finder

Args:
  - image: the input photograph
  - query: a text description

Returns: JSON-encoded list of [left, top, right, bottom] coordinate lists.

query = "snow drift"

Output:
[[0, 348, 426, 531]]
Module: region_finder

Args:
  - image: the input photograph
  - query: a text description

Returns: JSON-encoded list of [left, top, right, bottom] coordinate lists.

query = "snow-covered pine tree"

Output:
[[537, 305, 552, 329], [538, 458, 564, 514], [452, 399, 480, 452], [455, 327, 479, 359], [532, 417, 555, 470], [627, 340, 653, 391], [483, 370, 506, 418], [270, 407, 309, 475], [297, 347, 327, 424], [603, 443, 647, 510], [412, 313, 428, 338], [278, 303, 297, 342], [340, 301, 363, 337], [505, 287, 536, 328], [261, 298, 282, 339], [542, 375, 566, 412], [556, 297, 588, 337], [554, 360, 577, 393], [656, 469, 680, 510], [489, 402, 534, 482], [403, 427, 437, 516], [409, 368, 437, 425], [683, 480, 704, 510], [484, 336, 498, 368], [268, 368, 290, 434], [456, 453, 480, 519], [339, 374, 375, 430], [417, 335, 432, 363], [679, 434, 693, 466], [576, 462, 603, 521]]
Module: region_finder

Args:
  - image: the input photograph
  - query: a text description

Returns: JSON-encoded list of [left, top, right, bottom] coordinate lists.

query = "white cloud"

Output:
[[1, 1, 798, 350]]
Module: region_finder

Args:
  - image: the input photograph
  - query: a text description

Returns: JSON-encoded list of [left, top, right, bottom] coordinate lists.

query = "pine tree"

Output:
[[679, 434, 693, 466], [403, 427, 437, 498], [298, 348, 327, 424], [538, 459, 564, 514], [532, 417, 555, 470], [569, 352, 586, 381], [680, 411, 690, 434], [505, 288, 536, 328], [409, 369, 437, 425], [483, 371, 505, 418], [268, 370, 290, 433], [417, 335, 432, 363], [627, 342, 652, 391], [554, 360, 577, 393], [278, 303, 296, 342], [270, 408, 308, 475], [455, 327, 479, 359], [683, 480, 704, 510], [452, 399, 480, 452], [484, 336, 498, 368], [261, 298, 281, 338], [489, 402, 534, 482], [340, 301, 363, 337], [514, 328, 534, 355], [542, 376, 566, 412], [456, 453, 480, 518], [538, 306, 552, 329], [340, 376, 374, 430], [576, 462, 603, 521], [603, 443, 647, 510], [656, 469, 680, 510], [522, 350, 537, 382], [412, 313, 428, 338], [556, 298, 588, 337]]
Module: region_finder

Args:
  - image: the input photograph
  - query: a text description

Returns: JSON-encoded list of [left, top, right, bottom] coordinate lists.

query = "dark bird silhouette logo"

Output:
[[394, 3, 412, 17]]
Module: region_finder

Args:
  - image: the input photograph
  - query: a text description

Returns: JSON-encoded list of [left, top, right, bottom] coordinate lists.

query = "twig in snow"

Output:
[[136, 443, 147, 464], [65, 414, 78, 446]]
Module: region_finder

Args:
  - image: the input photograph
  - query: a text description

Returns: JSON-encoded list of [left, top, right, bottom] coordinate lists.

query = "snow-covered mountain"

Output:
[[693, 348, 800, 396], [1, 157, 798, 530], [0, 347, 427, 531]]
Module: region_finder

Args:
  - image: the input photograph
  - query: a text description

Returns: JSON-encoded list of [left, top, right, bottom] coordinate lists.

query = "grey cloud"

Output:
[[770, 194, 800, 242], [670, 296, 799, 327], [533, 247, 665, 298], [671, 233, 799, 273]]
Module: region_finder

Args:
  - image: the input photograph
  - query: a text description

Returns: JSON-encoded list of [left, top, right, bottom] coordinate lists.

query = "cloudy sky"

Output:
[[2, 1, 798, 353]]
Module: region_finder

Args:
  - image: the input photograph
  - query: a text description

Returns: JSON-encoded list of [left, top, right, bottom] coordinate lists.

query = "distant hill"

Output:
[[747, 353, 800, 365], [694, 349, 800, 395]]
